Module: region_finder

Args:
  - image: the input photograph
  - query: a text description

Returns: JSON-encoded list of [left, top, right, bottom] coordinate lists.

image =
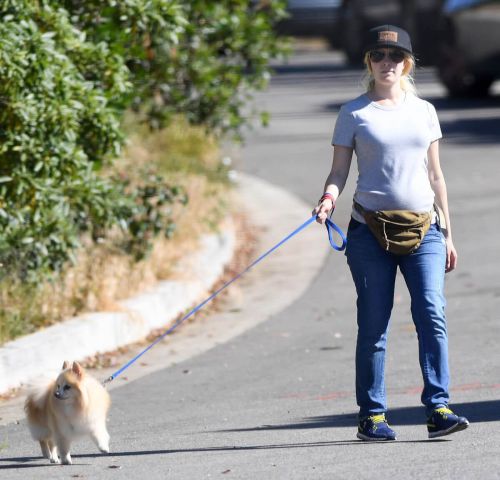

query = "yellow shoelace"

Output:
[[435, 407, 453, 416], [370, 414, 387, 424]]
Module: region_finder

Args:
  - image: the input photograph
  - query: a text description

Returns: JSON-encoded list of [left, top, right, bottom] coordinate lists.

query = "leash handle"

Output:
[[325, 217, 347, 251]]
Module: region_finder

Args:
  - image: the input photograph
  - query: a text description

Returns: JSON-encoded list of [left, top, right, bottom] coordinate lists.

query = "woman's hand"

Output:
[[445, 236, 457, 273], [313, 198, 334, 224]]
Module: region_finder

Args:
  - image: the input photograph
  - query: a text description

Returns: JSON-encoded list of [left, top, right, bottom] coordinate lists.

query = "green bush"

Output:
[[112, 171, 188, 261], [160, 0, 288, 135], [0, 0, 287, 283], [0, 2, 185, 280], [0, 2, 128, 279], [60, 0, 288, 135]]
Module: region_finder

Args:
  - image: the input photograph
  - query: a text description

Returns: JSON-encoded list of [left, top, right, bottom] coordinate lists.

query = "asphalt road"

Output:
[[2, 45, 500, 479]]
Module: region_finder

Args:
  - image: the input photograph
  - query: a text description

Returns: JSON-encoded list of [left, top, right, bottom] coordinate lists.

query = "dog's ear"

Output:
[[62, 360, 70, 370], [72, 361, 84, 378]]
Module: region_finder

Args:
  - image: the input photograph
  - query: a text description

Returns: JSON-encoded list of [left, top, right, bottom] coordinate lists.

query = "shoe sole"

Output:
[[356, 432, 397, 441], [428, 421, 469, 439]]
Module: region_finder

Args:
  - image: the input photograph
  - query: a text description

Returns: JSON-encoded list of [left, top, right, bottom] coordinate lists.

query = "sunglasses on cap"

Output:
[[369, 49, 406, 63]]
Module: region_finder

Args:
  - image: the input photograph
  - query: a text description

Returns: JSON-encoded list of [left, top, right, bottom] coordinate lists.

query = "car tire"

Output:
[[443, 74, 493, 98], [438, 46, 493, 97], [340, 2, 364, 65], [437, 20, 494, 98]]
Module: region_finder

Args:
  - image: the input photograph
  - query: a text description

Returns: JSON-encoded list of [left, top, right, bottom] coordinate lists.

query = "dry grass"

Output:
[[0, 116, 234, 344]]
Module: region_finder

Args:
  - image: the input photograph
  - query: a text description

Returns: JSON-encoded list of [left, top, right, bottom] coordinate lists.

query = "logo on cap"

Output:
[[378, 31, 398, 42]]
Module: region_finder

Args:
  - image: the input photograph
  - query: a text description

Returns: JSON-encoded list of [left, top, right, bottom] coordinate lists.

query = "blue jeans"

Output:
[[345, 218, 450, 418]]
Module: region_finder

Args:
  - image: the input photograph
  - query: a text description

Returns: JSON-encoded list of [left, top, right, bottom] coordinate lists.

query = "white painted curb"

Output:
[[0, 221, 236, 393]]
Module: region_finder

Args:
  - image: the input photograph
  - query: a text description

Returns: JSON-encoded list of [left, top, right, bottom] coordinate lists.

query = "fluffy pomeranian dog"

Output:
[[24, 361, 111, 465]]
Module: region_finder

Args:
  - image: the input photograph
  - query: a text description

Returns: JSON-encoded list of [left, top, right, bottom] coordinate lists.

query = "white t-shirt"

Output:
[[331, 92, 442, 222]]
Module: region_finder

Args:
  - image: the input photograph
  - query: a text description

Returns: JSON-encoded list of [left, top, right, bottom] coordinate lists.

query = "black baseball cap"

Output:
[[364, 25, 412, 55]]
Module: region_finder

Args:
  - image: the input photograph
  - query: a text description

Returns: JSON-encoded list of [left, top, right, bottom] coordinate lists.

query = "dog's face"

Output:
[[53, 361, 85, 402]]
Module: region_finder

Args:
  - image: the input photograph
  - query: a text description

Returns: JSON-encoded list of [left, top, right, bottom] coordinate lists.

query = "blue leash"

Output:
[[103, 214, 346, 385]]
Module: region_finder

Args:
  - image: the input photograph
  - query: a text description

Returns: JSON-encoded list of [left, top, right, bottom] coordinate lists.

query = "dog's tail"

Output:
[[24, 381, 54, 441], [24, 380, 54, 416]]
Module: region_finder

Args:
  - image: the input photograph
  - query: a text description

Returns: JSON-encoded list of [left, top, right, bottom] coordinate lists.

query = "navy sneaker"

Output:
[[427, 407, 469, 439], [357, 414, 397, 441]]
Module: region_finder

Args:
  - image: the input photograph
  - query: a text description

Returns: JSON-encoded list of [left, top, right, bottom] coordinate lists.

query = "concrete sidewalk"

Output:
[[0, 173, 328, 425]]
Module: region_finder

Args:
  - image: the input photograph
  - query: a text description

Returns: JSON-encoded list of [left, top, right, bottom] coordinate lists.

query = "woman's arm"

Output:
[[314, 145, 353, 224], [427, 140, 457, 272]]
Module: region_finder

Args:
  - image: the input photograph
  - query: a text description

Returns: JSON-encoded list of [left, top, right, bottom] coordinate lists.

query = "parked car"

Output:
[[275, 0, 343, 48], [337, 0, 445, 65], [437, 0, 500, 96]]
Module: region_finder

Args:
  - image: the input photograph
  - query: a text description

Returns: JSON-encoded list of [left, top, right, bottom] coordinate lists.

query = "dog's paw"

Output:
[[97, 435, 110, 454], [61, 455, 72, 465], [49, 457, 60, 464]]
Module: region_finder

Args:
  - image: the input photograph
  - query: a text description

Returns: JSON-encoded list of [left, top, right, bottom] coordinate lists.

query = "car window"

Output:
[[444, 0, 492, 13]]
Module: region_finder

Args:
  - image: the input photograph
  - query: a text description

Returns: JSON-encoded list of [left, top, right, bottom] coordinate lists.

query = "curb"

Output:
[[0, 221, 236, 394]]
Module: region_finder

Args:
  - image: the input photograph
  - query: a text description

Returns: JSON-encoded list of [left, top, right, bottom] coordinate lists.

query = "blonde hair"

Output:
[[363, 51, 417, 95]]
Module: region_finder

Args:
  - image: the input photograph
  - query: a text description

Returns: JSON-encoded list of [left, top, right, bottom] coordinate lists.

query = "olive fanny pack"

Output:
[[354, 201, 432, 255]]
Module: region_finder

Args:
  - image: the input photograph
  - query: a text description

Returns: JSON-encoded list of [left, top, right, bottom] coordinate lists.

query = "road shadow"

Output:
[[427, 95, 500, 144], [271, 63, 360, 76], [0, 437, 450, 468], [2, 400, 495, 468], [423, 95, 500, 111], [218, 398, 500, 433], [325, 93, 500, 113], [323, 94, 500, 145], [439, 117, 500, 145], [0, 462, 54, 470]]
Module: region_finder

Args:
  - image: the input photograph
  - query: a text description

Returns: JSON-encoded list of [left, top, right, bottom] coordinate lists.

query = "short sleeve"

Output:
[[331, 106, 356, 147], [427, 102, 442, 142]]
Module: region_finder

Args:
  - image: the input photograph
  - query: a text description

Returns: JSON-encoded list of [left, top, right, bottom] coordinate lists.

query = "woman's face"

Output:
[[368, 48, 407, 87]]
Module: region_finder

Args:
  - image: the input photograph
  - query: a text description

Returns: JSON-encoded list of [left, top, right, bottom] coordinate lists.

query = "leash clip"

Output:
[[102, 375, 114, 387]]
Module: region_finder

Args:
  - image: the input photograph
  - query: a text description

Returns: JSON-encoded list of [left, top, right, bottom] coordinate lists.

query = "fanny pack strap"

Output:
[[354, 200, 433, 222], [433, 203, 447, 232], [353, 200, 368, 217]]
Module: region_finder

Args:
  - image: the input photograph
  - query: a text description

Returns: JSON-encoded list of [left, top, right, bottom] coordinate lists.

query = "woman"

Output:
[[314, 25, 469, 441]]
